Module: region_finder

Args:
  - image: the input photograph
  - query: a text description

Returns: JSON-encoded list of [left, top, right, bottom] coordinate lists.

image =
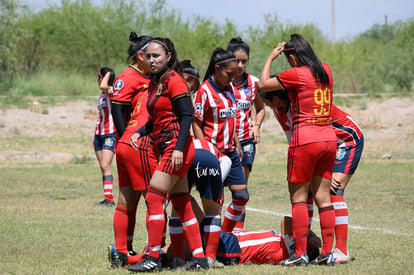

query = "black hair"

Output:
[[259, 89, 290, 102], [203, 47, 236, 82], [180, 60, 200, 91], [227, 36, 250, 57], [149, 37, 183, 75], [98, 67, 115, 86], [284, 34, 330, 88], [127, 32, 152, 63]]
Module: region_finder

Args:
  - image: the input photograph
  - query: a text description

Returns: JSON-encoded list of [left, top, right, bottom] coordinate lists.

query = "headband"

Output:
[[215, 57, 237, 66], [151, 39, 170, 53], [183, 72, 199, 80]]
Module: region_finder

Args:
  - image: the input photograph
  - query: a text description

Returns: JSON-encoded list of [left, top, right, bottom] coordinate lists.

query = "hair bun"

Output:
[[129, 31, 138, 42]]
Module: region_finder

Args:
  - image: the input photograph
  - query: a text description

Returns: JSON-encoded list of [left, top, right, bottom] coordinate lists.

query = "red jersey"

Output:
[[233, 74, 259, 142], [112, 65, 151, 149], [146, 70, 190, 152], [276, 63, 336, 147], [95, 91, 115, 135], [330, 105, 363, 148], [112, 65, 150, 118], [193, 77, 237, 153]]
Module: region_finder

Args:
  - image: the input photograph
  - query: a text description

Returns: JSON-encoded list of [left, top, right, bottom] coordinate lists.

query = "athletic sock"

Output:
[[145, 186, 167, 259], [222, 190, 249, 233], [233, 211, 246, 232], [127, 253, 145, 265], [307, 191, 314, 229], [319, 205, 335, 255], [203, 215, 222, 259], [170, 192, 205, 258], [103, 175, 114, 202], [168, 215, 185, 259], [127, 198, 139, 252], [331, 195, 348, 254], [113, 204, 128, 254], [292, 202, 309, 256]]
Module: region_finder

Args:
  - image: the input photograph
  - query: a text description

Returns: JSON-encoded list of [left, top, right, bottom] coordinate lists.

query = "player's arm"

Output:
[[111, 101, 132, 137], [259, 44, 286, 92], [192, 117, 204, 139], [252, 95, 265, 143]]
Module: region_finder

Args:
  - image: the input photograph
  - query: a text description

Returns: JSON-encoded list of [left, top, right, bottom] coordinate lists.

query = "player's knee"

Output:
[[231, 188, 249, 202]]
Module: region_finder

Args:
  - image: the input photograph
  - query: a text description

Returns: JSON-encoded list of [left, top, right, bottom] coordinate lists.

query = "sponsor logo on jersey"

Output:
[[237, 99, 251, 110], [219, 107, 236, 119], [114, 80, 124, 90]]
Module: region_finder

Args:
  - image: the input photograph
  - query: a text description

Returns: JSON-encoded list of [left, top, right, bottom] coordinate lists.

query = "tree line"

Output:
[[1, 0, 413, 96]]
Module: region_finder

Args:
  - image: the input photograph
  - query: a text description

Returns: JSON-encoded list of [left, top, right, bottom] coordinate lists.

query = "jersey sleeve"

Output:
[[276, 68, 300, 90], [169, 75, 190, 101], [112, 76, 136, 103]]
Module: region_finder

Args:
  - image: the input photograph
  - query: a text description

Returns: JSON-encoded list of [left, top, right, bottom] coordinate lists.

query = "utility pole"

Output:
[[331, 0, 336, 44]]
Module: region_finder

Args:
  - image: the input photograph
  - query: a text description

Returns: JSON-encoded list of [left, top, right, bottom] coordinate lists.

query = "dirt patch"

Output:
[[0, 96, 413, 162]]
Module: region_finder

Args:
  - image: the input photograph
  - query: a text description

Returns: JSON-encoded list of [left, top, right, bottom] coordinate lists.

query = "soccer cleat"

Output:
[[97, 199, 115, 206], [171, 256, 185, 269], [279, 253, 309, 266], [128, 255, 161, 273], [311, 252, 335, 265], [332, 248, 350, 264], [128, 249, 138, 256], [179, 257, 209, 271], [108, 245, 128, 268], [207, 256, 225, 269]]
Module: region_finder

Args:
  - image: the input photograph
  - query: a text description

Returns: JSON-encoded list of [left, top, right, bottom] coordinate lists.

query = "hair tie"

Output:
[[216, 57, 237, 66]]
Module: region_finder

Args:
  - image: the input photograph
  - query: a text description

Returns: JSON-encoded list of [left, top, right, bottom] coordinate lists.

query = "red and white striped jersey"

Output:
[[233, 74, 259, 141], [233, 230, 286, 265], [193, 78, 237, 153], [330, 105, 363, 147], [95, 90, 115, 135], [271, 107, 293, 144]]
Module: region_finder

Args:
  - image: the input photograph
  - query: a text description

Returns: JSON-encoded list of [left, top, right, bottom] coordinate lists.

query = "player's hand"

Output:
[[330, 178, 341, 193], [130, 133, 141, 150], [269, 42, 287, 60], [171, 150, 183, 171], [236, 146, 243, 159], [252, 125, 261, 144]]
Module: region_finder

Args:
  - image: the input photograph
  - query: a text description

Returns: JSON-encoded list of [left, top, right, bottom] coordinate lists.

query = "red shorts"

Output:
[[287, 141, 336, 183], [116, 141, 157, 191], [154, 136, 194, 178]]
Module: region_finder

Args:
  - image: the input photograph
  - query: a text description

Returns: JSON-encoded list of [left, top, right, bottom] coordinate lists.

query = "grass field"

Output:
[[1, 97, 414, 274]]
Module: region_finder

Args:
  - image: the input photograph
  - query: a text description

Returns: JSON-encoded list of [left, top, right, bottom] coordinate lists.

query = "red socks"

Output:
[[113, 205, 129, 254], [145, 187, 167, 259], [292, 202, 309, 256], [331, 195, 348, 254], [319, 205, 335, 255], [203, 215, 222, 259], [222, 199, 248, 232], [170, 192, 205, 258]]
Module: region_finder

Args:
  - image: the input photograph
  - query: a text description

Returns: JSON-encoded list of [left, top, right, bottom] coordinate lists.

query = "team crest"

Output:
[[244, 87, 253, 99], [194, 103, 202, 114], [336, 147, 346, 160], [156, 84, 163, 95], [114, 80, 124, 90]]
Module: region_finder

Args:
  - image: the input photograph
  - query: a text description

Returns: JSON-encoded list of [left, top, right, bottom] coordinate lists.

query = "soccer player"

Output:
[[259, 89, 363, 263], [110, 33, 157, 261], [227, 37, 265, 231], [94, 67, 116, 206], [193, 48, 249, 234], [259, 34, 337, 265], [169, 138, 232, 268], [129, 37, 208, 272]]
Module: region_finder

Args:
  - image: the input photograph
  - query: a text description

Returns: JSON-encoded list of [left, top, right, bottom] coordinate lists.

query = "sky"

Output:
[[27, 0, 414, 41]]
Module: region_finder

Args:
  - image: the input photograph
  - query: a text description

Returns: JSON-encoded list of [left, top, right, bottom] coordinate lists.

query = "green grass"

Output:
[[1, 99, 414, 274]]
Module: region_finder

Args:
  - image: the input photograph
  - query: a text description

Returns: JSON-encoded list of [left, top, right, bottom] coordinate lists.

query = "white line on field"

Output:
[[245, 206, 409, 237]]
